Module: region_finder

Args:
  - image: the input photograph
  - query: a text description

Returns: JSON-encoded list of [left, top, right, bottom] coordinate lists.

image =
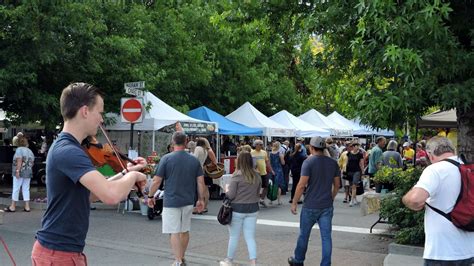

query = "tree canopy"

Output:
[[0, 0, 472, 159]]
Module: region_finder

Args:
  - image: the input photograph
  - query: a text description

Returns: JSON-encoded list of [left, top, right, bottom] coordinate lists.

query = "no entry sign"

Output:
[[121, 98, 144, 123]]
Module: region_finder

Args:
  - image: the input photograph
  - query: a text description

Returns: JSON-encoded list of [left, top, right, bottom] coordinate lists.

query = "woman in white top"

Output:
[[193, 137, 217, 214], [5, 136, 35, 212]]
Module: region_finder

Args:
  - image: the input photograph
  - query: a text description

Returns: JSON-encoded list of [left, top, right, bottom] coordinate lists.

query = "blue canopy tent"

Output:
[[188, 106, 262, 136]]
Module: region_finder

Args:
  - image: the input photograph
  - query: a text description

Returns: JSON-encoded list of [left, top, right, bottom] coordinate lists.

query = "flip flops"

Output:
[[3, 207, 15, 212]]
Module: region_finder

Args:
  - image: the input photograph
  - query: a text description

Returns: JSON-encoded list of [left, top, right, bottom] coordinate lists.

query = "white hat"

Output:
[[403, 142, 410, 147], [253, 139, 263, 146], [310, 136, 326, 148]]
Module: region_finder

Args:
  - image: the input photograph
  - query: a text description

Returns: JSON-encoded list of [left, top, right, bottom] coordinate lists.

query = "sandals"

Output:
[[24, 208, 31, 212], [4, 207, 15, 212]]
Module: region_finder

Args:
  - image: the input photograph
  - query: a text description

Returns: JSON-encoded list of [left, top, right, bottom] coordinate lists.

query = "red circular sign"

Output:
[[121, 98, 143, 123]]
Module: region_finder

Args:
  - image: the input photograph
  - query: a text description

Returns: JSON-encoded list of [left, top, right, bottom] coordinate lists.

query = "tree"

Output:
[[307, 0, 473, 160]]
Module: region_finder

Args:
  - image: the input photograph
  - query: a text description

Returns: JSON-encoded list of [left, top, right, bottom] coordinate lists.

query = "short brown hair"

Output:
[[60, 82, 103, 121]]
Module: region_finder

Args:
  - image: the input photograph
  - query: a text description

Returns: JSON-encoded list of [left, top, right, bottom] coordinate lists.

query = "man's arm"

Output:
[[146, 175, 163, 208], [291, 175, 309, 215], [195, 175, 206, 212], [402, 187, 429, 211], [332, 176, 340, 200], [81, 170, 146, 205]]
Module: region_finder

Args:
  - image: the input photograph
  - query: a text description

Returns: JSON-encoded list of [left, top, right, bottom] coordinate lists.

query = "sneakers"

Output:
[[259, 200, 268, 208], [220, 258, 233, 266], [288, 257, 304, 266]]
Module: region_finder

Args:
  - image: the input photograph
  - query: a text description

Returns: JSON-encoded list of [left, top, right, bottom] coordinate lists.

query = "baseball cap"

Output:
[[403, 142, 410, 147], [326, 137, 333, 144], [296, 137, 305, 141], [309, 136, 326, 148], [253, 139, 263, 146]]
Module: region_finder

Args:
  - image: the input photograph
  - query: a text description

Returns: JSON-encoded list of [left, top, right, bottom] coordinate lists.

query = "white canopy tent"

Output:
[[270, 110, 330, 137], [351, 118, 395, 136], [299, 109, 352, 136], [226, 102, 295, 137], [105, 92, 217, 150]]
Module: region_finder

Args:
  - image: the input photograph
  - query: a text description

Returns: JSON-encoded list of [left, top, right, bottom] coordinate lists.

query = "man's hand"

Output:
[[291, 203, 298, 215], [195, 199, 204, 213], [147, 197, 155, 208], [133, 171, 147, 187], [127, 157, 147, 172]]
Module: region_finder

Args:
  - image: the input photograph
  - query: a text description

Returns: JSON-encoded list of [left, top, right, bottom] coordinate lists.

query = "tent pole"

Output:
[[152, 130, 156, 152], [216, 132, 220, 162]]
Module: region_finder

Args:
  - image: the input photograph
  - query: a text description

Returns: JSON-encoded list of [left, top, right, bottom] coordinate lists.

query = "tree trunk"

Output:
[[457, 107, 474, 162]]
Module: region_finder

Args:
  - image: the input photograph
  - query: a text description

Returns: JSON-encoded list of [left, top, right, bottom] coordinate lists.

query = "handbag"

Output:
[[217, 197, 233, 225]]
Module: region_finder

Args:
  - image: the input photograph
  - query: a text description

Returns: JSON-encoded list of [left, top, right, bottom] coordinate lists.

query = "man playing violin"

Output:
[[31, 82, 147, 266]]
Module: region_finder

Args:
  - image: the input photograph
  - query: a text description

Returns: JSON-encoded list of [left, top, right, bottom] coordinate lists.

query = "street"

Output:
[[0, 191, 391, 266]]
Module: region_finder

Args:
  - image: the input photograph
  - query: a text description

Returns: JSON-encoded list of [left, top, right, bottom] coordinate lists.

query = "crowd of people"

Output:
[[2, 82, 470, 266]]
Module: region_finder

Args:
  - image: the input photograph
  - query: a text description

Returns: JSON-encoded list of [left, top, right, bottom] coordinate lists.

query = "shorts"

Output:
[[347, 171, 361, 186], [260, 174, 269, 188], [31, 240, 87, 266], [162, 205, 194, 234]]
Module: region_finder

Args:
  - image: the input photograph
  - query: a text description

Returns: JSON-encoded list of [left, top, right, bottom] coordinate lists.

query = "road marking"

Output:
[[192, 215, 388, 234]]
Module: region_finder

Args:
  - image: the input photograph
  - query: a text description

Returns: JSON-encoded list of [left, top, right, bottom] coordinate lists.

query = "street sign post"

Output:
[[121, 97, 144, 149], [124, 81, 145, 97], [121, 98, 144, 123]]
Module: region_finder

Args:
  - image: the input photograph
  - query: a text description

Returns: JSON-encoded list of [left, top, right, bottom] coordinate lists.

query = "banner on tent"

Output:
[[161, 122, 216, 135]]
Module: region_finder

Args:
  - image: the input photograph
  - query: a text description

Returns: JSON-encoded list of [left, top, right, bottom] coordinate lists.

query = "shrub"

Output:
[[379, 165, 425, 245]]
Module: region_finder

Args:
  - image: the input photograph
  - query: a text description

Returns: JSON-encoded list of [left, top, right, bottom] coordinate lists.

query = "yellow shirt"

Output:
[[403, 148, 415, 160], [338, 151, 348, 172], [251, 149, 268, 175]]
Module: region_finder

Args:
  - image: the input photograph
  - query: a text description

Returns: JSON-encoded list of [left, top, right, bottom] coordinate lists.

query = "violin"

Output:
[[82, 125, 144, 197]]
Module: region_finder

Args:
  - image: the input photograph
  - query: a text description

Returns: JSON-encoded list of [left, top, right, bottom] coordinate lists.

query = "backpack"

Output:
[[282, 145, 291, 165], [426, 157, 474, 231]]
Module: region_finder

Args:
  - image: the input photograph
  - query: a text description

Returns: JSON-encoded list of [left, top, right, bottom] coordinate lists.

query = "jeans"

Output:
[[226, 211, 258, 260], [293, 206, 334, 266]]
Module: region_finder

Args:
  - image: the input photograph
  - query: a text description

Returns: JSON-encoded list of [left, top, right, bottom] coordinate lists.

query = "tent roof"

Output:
[[226, 102, 295, 137], [299, 109, 352, 136], [418, 109, 457, 128], [298, 109, 333, 129], [351, 118, 395, 136], [188, 106, 262, 136], [270, 110, 330, 137], [106, 92, 215, 131]]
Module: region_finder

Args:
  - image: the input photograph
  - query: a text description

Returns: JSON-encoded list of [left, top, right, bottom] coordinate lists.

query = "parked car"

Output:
[[0, 146, 46, 186]]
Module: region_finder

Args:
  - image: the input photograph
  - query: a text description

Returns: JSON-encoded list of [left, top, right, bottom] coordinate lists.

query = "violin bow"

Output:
[[98, 124, 130, 172], [98, 124, 144, 197]]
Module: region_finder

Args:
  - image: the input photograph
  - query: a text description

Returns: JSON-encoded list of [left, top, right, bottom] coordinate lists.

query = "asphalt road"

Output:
[[0, 190, 391, 266]]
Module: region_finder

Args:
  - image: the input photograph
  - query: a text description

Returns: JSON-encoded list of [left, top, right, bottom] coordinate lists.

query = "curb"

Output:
[[388, 243, 424, 257], [383, 242, 424, 266]]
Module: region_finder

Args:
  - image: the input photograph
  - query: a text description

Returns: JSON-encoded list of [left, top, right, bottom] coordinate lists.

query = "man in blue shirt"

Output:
[[32, 83, 147, 266], [288, 136, 341, 266], [368, 136, 386, 177], [147, 131, 206, 266]]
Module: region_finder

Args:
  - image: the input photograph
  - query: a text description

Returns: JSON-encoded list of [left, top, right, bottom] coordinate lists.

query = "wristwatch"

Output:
[[120, 169, 127, 176]]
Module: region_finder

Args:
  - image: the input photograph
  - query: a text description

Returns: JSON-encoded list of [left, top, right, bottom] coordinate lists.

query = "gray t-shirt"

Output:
[[301, 155, 340, 209], [12, 147, 35, 178], [155, 150, 203, 208], [381, 150, 403, 169]]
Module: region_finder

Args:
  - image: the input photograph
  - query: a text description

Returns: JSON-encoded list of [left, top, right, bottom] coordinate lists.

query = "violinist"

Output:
[[32, 82, 147, 266]]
